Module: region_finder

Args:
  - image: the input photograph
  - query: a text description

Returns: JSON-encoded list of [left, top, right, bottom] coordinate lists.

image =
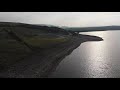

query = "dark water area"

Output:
[[49, 30, 120, 78]]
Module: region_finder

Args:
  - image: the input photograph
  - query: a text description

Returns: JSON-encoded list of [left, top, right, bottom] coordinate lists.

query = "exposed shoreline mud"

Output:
[[0, 34, 103, 78]]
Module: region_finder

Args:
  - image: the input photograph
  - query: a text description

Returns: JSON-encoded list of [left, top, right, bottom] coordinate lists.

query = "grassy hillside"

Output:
[[0, 22, 71, 48], [0, 22, 71, 69]]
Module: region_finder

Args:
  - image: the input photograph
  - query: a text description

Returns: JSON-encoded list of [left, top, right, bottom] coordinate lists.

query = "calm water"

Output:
[[49, 30, 120, 78]]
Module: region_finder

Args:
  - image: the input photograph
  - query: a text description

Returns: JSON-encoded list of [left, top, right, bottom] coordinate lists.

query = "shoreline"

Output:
[[0, 34, 103, 78]]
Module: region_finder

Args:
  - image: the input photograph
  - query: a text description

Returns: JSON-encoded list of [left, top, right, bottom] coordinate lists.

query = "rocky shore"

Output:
[[0, 34, 103, 78]]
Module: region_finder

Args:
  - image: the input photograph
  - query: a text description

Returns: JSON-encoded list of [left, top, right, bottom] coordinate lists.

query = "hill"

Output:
[[0, 22, 71, 70], [0, 22, 104, 77], [63, 26, 120, 32]]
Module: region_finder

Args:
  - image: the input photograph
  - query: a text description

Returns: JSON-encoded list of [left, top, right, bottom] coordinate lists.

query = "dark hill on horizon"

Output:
[[63, 26, 120, 32]]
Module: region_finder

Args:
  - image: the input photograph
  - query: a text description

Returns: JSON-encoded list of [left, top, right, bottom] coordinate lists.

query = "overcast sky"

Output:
[[0, 12, 120, 27]]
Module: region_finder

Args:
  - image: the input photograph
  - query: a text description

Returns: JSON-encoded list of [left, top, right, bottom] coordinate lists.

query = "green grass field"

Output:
[[24, 35, 70, 48]]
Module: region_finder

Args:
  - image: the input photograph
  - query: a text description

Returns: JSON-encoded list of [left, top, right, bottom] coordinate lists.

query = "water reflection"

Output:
[[82, 32, 110, 78], [49, 31, 120, 78]]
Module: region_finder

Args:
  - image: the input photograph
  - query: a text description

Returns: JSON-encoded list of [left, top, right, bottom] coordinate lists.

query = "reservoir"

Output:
[[49, 30, 120, 78]]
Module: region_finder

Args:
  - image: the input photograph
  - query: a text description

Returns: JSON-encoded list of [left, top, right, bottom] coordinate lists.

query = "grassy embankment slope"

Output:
[[0, 22, 71, 69]]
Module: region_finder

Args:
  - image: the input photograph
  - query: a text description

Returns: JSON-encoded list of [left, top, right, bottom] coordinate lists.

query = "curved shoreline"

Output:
[[0, 34, 103, 78]]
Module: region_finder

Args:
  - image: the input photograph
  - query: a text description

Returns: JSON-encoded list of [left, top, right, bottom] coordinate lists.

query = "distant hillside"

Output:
[[63, 26, 120, 32]]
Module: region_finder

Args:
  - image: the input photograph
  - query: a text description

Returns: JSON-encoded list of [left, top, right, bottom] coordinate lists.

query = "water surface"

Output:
[[49, 30, 120, 78]]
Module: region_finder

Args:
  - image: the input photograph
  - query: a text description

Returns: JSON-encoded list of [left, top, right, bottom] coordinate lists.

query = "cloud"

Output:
[[0, 12, 120, 27]]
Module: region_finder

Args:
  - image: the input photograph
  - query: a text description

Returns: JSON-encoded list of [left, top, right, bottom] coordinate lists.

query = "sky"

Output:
[[0, 12, 120, 27]]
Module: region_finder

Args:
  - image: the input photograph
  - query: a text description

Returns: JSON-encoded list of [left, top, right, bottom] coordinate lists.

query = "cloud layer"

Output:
[[0, 12, 120, 27]]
